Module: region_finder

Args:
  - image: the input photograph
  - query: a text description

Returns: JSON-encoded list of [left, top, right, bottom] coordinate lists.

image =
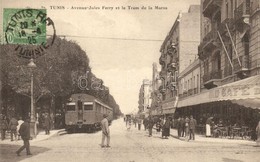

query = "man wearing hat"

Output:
[[189, 115, 197, 140], [101, 114, 110, 148], [16, 118, 32, 156]]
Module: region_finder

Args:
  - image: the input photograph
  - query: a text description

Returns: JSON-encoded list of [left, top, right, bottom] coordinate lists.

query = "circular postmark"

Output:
[[4, 8, 56, 59]]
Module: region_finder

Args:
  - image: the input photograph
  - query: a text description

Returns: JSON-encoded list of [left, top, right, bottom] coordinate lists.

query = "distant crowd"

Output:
[[123, 115, 260, 145], [124, 115, 197, 141]]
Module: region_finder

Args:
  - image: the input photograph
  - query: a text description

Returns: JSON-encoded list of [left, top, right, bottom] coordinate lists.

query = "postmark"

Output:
[[3, 8, 56, 59]]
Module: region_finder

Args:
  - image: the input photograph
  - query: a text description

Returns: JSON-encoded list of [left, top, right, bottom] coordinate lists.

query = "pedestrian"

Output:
[[184, 116, 190, 142], [9, 116, 18, 141], [156, 119, 161, 133], [137, 118, 142, 130], [0, 115, 8, 140], [162, 117, 171, 139], [127, 118, 132, 130], [176, 117, 182, 138], [256, 121, 260, 147], [133, 118, 137, 128], [180, 117, 185, 137], [16, 118, 32, 156], [206, 117, 213, 137], [44, 113, 51, 135], [147, 116, 154, 137], [143, 118, 148, 131], [189, 115, 197, 140], [17, 117, 24, 140], [101, 114, 110, 148]]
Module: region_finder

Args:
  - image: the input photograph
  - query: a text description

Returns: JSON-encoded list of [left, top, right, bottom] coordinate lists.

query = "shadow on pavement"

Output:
[[0, 144, 50, 162]]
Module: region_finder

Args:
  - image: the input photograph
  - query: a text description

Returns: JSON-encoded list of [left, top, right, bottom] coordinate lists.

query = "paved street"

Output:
[[1, 119, 260, 162]]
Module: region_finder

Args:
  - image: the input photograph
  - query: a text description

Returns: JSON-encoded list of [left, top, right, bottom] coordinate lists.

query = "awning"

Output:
[[209, 75, 260, 101], [161, 97, 178, 114], [177, 75, 260, 108]]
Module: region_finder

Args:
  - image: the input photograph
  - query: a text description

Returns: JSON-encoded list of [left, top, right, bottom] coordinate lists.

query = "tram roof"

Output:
[[69, 93, 113, 110]]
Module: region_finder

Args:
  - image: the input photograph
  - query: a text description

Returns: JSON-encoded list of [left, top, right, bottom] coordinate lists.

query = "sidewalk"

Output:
[[0, 129, 65, 145], [169, 128, 255, 145]]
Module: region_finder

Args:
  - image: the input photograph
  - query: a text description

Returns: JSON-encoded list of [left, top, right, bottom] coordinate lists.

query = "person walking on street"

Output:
[[180, 117, 185, 137], [189, 115, 197, 140], [44, 113, 51, 135], [137, 118, 142, 130], [0, 115, 8, 140], [162, 117, 171, 139], [16, 118, 32, 156], [143, 118, 148, 131], [184, 116, 190, 142], [9, 116, 18, 141], [256, 121, 260, 147], [101, 114, 110, 148], [147, 116, 154, 137], [17, 117, 24, 140], [176, 117, 182, 138]]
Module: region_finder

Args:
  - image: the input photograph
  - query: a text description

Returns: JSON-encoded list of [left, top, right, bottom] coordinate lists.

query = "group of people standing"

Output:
[[0, 115, 24, 141], [126, 115, 172, 139], [175, 116, 197, 141]]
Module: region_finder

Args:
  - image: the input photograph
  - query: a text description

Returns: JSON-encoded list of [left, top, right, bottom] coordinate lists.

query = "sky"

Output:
[[1, 0, 200, 114]]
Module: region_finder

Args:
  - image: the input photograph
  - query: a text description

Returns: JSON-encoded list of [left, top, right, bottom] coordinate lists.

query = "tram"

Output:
[[65, 93, 113, 133]]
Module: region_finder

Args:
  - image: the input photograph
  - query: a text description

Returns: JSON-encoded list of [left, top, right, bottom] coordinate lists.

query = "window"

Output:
[[84, 105, 93, 111], [66, 104, 76, 111]]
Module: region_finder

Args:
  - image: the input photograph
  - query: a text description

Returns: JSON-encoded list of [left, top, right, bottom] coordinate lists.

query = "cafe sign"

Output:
[[209, 85, 260, 101]]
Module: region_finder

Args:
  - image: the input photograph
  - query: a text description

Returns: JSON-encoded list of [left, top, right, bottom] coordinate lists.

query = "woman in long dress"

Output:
[[256, 121, 260, 146]]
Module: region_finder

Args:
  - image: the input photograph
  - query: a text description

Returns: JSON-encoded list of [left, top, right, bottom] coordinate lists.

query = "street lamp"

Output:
[[28, 58, 37, 138]]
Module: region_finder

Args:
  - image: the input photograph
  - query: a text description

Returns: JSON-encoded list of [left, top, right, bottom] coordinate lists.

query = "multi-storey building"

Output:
[[138, 79, 152, 116], [158, 5, 201, 116], [176, 0, 260, 129]]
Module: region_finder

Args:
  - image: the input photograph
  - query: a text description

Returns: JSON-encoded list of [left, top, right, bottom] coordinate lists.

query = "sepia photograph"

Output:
[[0, 0, 260, 161]]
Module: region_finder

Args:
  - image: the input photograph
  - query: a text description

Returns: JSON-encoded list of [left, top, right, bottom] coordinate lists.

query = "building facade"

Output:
[[158, 5, 201, 115], [138, 79, 152, 115], [176, 0, 260, 131]]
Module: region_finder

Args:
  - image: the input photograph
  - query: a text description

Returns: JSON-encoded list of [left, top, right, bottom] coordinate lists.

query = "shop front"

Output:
[[176, 75, 260, 138]]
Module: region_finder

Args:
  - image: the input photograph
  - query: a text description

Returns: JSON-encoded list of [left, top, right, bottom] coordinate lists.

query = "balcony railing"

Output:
[[203, 0, 222, 18], [224, 66, 233, 77], [203, 70, 222, 83], [219, 18, 234, 35], [234, 0, 251, 22], [250, 58, 260, 69], [159, 55, 166, 66], [233, 55, 249, 73], [199, 28, 219, 52]]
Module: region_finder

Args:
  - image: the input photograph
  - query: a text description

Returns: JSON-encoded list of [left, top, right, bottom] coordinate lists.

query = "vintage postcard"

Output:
[[0, 0, 260, 162]]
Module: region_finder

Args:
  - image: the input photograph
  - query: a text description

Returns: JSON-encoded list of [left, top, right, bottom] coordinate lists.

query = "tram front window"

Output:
[[67, 105, 75, 111], [84, 105, 93, 111]]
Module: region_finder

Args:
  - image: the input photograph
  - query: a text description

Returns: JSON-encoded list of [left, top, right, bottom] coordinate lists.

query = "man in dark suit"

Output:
[[16, 118, 32, 156]]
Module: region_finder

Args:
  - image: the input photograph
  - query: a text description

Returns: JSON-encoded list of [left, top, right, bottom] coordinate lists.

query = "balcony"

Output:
[[223, 66, 233, 77], [159, 85, 166, 94], [203, 70, 222, 89], [219, 18, 234, 36], [159, 70, 167, 79], [159, 55, 166, 66], [203, 0, 222, 18], [198, 29, 220, 59], [250, 58, 260, 69], [167, 62, 177, 72], [234, 0, 251, 32], [233, 55, 250, 79]]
